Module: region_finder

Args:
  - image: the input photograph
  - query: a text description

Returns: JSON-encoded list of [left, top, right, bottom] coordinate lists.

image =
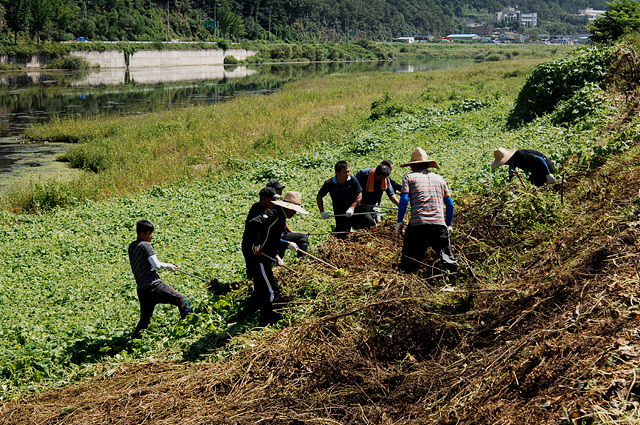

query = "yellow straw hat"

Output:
[[491, 147, 517, 169], [400, 147, 439, 168], [272, 191, 309, 214]]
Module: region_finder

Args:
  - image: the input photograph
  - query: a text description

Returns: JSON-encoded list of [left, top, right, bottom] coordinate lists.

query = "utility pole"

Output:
[[214, 2, 217, 38], [167, 0, 170, 40]]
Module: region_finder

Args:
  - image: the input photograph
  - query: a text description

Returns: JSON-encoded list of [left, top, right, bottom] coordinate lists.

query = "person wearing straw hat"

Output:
[[396, 147, 458, 274], [492, 147, 556, 187], [242, 186, 280, 281], [266, 180, 309, 259], [316, 160, 363, 238], [242, 191, 309, 324]]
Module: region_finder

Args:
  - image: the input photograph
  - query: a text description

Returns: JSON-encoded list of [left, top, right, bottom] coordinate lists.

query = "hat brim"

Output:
[[491, 149, 516, 169], [400, 160, 439, 168], [273, 200, 309, 214]]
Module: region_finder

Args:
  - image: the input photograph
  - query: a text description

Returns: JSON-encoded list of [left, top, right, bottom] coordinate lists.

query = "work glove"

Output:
[[165, 263, 177, 272], [320, 211, 330, 220], [395, 222, 403, 238], [253, 245, 262, 255], [275, 255, 285, 266], [287, 242, 298, 252], [345, 207, 354, 217], [373, 207, 381, 213], [545, 174, 557, 184]]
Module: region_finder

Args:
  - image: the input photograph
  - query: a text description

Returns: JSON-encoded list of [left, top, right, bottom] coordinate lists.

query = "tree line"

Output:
[[0, 0, 611, 44]]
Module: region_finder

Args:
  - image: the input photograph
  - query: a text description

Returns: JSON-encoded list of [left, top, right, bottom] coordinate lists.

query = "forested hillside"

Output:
[[0, 0, 610, 44]]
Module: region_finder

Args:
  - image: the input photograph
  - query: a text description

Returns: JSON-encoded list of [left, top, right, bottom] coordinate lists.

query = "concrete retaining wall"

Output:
[[1, 48, 257, 69]]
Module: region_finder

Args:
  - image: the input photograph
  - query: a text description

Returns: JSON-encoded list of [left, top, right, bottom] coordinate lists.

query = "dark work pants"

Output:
[[242, 241, 258, 279], [243, 259, 281, 323], [134, 281, 191, 336], [399, 223, 458, 273], [334, 216, 353, 239], [352, 205, 377, 229], [278, 231, 309, 258]]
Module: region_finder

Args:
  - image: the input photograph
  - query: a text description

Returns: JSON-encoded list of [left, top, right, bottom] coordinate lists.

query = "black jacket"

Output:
[[246, 206, 288, 258]]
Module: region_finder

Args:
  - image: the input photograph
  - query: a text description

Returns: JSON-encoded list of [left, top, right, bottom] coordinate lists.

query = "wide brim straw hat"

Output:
[[273, 191, 309, 214], [491, 147, 517, 169], [400, 147, 439, 168]]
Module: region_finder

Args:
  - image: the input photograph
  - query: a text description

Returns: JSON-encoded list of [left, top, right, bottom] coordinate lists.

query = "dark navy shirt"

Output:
[[509, 149, 554, 187], [317, 175, 362, 214], [242, 201, 268, 249], [355, 167, 395, 206]]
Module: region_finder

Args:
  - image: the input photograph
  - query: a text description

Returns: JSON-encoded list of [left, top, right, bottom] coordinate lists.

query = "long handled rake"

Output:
[[176, 269, 209, 282], [260, 252, 296, 273], [296, 249, 340, 271]]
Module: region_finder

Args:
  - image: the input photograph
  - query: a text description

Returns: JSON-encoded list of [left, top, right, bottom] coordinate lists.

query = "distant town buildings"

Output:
[[576, 8, 606, 22], [393, 5, 606, 44], [494, 7, 538, 27]]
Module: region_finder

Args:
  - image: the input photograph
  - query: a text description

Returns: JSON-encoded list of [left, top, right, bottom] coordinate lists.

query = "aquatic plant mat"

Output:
[[4, 142, 640, 424]]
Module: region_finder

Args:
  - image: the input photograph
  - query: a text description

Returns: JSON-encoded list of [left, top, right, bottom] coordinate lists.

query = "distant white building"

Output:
[[520, 13, 538, 27], [495, 7, 538, 27], [445, 33, 482, 41], [395, 36, 415, 44], [576, 8, 607, 22]]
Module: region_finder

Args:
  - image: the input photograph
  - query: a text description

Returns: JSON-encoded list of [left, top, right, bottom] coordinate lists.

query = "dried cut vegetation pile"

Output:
[[6, 44, 640, 425], [3, 144, 640, 425]]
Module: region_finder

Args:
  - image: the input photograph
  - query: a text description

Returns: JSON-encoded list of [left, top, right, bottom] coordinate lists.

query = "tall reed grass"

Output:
[[8, 57, 552, 212]]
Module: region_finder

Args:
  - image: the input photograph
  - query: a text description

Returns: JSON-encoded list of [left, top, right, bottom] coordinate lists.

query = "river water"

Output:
[[0, 59, 472, 192]]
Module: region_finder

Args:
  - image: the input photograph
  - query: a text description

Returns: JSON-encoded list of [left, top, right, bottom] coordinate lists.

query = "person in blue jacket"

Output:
[[492, 147, 557, 187]]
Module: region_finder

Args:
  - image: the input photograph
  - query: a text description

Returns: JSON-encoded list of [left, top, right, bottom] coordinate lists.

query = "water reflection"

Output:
[[0, 59, 472, 189]]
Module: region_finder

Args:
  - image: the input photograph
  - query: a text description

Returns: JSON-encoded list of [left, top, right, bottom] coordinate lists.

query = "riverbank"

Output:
[[5, 56, 549, 212], [0, 42, 571, 69], [0, 43, 638, 416]]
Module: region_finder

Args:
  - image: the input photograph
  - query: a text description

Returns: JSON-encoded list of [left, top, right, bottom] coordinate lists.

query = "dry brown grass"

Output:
[[4, 141, 640, 424]]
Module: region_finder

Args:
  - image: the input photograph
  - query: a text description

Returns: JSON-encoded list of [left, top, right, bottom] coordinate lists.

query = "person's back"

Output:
[[510, 149, 554, 186], [129, 220, 191, 337], [402, 169, 448, 226], [129, 239, 161, 289], [396, 148, 458, 274]]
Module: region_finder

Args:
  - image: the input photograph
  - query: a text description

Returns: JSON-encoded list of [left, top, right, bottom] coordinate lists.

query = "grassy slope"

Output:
[[8, 57, 543, 211], [2, 128, 640, 424], [2, 47, 640, 423]]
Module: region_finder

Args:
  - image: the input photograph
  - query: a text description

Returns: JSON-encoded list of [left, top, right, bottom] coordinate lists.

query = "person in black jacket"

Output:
[[243, 191, 308, 324], [241, 187, 279, 281], [266, 180, 309, 258], [492, 147, 557, 187]]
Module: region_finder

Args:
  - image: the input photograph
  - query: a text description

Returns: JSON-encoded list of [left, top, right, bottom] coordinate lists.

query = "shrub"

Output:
[[550, 83, 616, 126], [224, 55, 239, 64], [369, 92, 406, 121], [270, 44, 292, 60], [45, 55, 91, 70], [507, 46, 613, 128], [217, 40, 229, 50]]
